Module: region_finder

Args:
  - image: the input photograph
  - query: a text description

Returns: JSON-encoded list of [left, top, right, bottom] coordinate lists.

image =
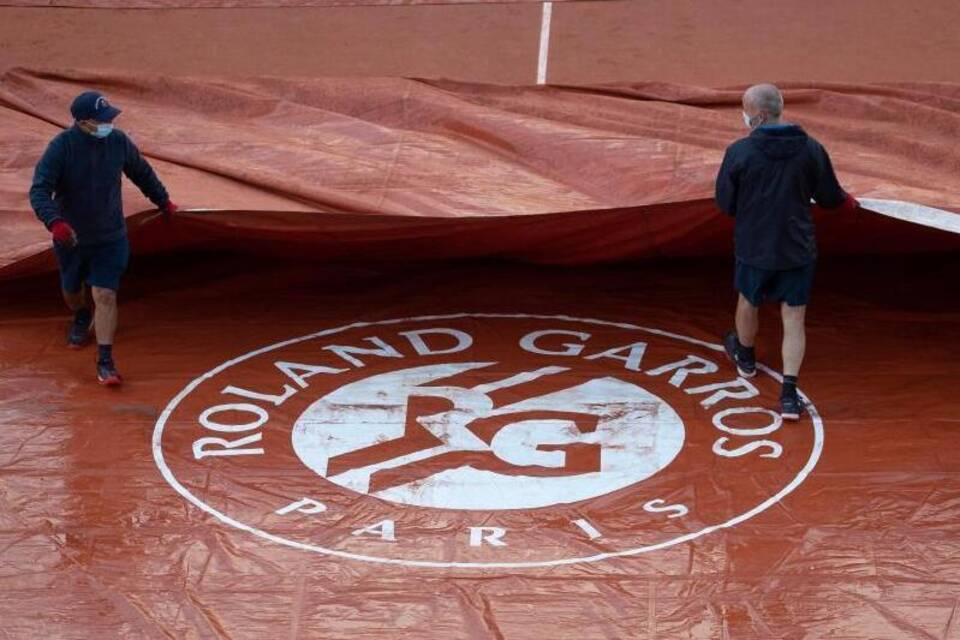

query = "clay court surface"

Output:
[[1, 1, 960, 638]]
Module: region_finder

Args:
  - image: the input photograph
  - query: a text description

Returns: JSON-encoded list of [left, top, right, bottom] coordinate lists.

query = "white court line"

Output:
[[537, 2, 553, 85]]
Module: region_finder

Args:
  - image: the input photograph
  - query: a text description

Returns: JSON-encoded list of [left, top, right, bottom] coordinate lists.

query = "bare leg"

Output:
[[735, 294, 760, 347], [781, 303, 807, 377], [91, 287, 118, 347]]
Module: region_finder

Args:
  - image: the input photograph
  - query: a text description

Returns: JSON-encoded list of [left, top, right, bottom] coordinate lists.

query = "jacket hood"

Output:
[[749, 124, 808, 160]]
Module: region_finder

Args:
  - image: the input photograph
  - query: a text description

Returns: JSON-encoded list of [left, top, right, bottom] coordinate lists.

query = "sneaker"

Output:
[[67, 309, 93, 349], [722, 331, 756, 378], [780, 393, 804, 421], [97, 360, 123, 387]]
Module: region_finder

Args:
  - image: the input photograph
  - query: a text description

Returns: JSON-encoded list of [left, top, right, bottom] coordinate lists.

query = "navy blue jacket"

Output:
[[30, 125, 169, 245], [715, 124, 846, 270]]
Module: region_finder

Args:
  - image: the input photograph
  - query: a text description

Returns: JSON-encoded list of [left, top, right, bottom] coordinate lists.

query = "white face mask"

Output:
[[742, 111, 754, 129], [92, 123, 115, 138]]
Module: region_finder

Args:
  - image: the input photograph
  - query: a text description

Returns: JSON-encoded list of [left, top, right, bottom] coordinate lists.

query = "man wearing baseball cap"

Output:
[[29, 91, 179, 386]]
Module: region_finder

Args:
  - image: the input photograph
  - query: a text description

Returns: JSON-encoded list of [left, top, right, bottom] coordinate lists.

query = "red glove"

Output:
[[163, 201, 179, 215], [838, 193, 860, 214], [51, 220, 77, 248]]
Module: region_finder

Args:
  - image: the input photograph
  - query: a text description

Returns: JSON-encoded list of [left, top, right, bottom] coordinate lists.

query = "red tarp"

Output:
[[2, 67, 960, 639], [2, 69, 959, 281], [2, 254, 959, 638]]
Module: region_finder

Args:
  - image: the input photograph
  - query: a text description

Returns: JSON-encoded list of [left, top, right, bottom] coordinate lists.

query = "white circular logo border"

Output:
[[152, 313, 825, 569]]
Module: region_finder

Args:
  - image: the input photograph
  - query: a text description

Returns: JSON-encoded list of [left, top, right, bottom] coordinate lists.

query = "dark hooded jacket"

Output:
[[29, 125, 169, 246], [715, 124, 846, 269]]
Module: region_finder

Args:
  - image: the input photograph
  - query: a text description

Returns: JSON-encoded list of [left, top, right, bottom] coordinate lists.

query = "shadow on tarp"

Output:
[[2, 238, 958, 319], [3, 202, 960, 286]]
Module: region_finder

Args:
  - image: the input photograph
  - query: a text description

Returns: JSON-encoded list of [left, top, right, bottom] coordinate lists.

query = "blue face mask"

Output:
[[90, 123, 114, 138]]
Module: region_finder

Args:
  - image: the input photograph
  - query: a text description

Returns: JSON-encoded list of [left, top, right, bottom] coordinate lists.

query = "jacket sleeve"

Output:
[[29, 138, 67, 230], [811, 142, 847, 209], [714, 146, 739, 217], [122, 134, 170, 207]]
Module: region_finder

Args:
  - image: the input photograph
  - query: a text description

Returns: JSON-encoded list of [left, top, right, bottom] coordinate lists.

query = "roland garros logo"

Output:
[[153, 314, 823, 568]]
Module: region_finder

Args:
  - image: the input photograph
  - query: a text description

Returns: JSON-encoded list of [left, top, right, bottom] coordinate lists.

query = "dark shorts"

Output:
[[54, 237, 130, 293], [735, 260, 815, 307]]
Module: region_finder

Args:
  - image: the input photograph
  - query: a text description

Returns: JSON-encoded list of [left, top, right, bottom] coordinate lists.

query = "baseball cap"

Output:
[[70, 91, 122, 123]]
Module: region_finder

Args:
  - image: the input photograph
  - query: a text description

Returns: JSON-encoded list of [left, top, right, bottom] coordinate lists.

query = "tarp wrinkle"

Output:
[[2, 69, 959, 281]]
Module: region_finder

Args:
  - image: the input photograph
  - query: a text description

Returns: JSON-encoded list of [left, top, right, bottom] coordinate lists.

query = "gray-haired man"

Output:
[[715, 84, 858, 419]]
